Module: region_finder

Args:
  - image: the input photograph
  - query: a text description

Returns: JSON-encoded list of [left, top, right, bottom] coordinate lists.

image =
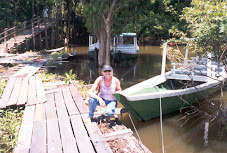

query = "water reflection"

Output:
[[47, 45, 227, 153]]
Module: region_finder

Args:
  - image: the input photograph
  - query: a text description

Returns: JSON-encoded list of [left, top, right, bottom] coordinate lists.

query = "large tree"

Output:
[[82, 0, 134, 66]]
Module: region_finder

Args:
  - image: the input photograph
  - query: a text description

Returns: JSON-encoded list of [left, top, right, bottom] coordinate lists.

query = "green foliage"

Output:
[[64, 69, 76, 84], [171, 0, 227, 56], [38, 72, 60, 82], [0, 107, 24, 152]]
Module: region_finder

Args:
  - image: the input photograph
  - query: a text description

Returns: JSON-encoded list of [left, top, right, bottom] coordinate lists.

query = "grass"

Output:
[[0, 79, 7, 97], [0, 107, 24, 153], [1, 79, 24, 153]]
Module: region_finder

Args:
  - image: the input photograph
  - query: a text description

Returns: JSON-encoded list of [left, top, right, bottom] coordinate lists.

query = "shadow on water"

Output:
[[47, 46, 227, 153]]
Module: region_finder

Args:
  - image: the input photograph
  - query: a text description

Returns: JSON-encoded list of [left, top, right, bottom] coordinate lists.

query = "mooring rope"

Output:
[[128, 113, 146, 152], [155, 86, 165, 153]]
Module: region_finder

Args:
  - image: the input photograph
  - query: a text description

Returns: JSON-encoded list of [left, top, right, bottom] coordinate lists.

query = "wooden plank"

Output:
[[7, 77, 23, 106], [62, 87, 80, 116], [30, 103, 46, 153], [17, 77, 29, 105], [45, 93, 58, 119], [70, 115, 95, 153], [30, 120, 46, 153], [0, 77, 16, 108], [26, 61, 46, 77], [54, 90, 78, 153], [82, 114, 113, 153], [34, 103, 45, 121], [12, 64, 31, 77], [47, 119, 62, 153], [103, 129, 133, 141], [69, 84, 89, 114], [14, 105, 36, 153], [27, 76, 37, 105], [36, 77, 47, 103]]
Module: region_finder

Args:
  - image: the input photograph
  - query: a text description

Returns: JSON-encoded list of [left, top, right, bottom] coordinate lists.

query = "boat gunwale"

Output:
[[119, 73, 225, 101]]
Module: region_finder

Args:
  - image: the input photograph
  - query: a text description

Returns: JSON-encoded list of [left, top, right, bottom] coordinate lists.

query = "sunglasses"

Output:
[[104, 70, 112, 72]]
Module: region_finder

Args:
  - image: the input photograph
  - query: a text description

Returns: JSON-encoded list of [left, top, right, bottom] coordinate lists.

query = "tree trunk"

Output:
[[105, 23, 111, 64], [98, 31, 106, 66]]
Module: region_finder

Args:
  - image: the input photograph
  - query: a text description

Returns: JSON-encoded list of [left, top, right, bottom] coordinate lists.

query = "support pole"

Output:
[[45, 18, 48, 49], [32, 0, 35, 51], [51, 17, 55, 49], [161, 43, 167, 77]]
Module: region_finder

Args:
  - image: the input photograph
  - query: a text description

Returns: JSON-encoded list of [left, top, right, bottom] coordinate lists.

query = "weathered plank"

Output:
[[45, 93, 58, 119], [14, 105, 36, 153], [0, 77, 16, 108], [36, 77, 47, 103], [12, 64, 30, 77], [82, 114, 113, 153], [45, 93, 62, 152], [26, 61, 46, 77], [47, 119, 63, 153], [7, 77, 23, 106], [62, 87, 80, 116], [103, 129, 133, 141], [69, 84, 89, 114], [30, 121, 47, 153], [70, 115, 95, 153], [54, 90, 78, 153], [30, 103, 46, 153], [27, 76, 37, 105], [34, 103, 45, 121], [17, 77, 29, 105]]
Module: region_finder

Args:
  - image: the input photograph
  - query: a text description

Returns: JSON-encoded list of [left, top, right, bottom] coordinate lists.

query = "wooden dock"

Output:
[[0, 61, 151, 152], [5, 81, 151, 153]]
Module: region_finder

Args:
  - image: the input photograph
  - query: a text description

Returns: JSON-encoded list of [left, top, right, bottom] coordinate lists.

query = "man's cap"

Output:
[[102, 64, 113, 71]]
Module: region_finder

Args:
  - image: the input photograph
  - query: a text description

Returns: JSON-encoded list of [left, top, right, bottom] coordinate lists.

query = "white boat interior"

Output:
[[164, 44, 227, 82], [112, 33, 139, 55], [88, 34, 99, 52]]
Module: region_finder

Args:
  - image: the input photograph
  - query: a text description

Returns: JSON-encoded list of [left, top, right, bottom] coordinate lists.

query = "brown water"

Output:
[[49, 45, 227, 153]]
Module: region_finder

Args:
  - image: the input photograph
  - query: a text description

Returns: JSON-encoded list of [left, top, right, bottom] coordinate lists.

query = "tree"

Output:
[[173, 0, 227, 57], [82, 0, 134, 66], [168, 0, 227, 139]]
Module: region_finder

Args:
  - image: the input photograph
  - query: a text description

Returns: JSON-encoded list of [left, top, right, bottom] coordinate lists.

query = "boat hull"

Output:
[[114, 80, 221, 121], [112, 52, 138, 62], [88, 50, 98, 60]]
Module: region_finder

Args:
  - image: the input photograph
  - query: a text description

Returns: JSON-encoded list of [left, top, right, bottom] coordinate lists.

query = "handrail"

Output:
[[0, 17, 54, 44]]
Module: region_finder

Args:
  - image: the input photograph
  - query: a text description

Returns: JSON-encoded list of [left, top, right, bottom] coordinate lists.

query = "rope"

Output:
[[128, 113, 146, 152], [155, 86, 165, 153]]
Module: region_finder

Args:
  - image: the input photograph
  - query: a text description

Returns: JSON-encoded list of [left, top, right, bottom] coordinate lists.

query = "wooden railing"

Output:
[[0, 17, 46, 44]]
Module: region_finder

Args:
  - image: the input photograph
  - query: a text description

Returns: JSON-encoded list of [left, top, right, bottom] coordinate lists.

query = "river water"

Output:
[[50, 45, 227, 153]]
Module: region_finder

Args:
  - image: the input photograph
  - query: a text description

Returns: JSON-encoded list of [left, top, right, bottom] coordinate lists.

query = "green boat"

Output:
[[113, 44, 227, 121]]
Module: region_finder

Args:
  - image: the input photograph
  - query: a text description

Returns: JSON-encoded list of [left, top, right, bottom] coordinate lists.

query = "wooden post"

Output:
[[56, 9, 59, 47], [25, 37, 29, 50], [60, 11, 63, 45], [32, 0, 35, 51], [14, 43, 18, 53], [51, 17, 55, 49], [4, 28, 7, 43], [23, 21, 27, 30], [14, 25, 16, 42], [44, 19, 48, 49], [4, 28, 8, 53], [38, 17, 42, 50]]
